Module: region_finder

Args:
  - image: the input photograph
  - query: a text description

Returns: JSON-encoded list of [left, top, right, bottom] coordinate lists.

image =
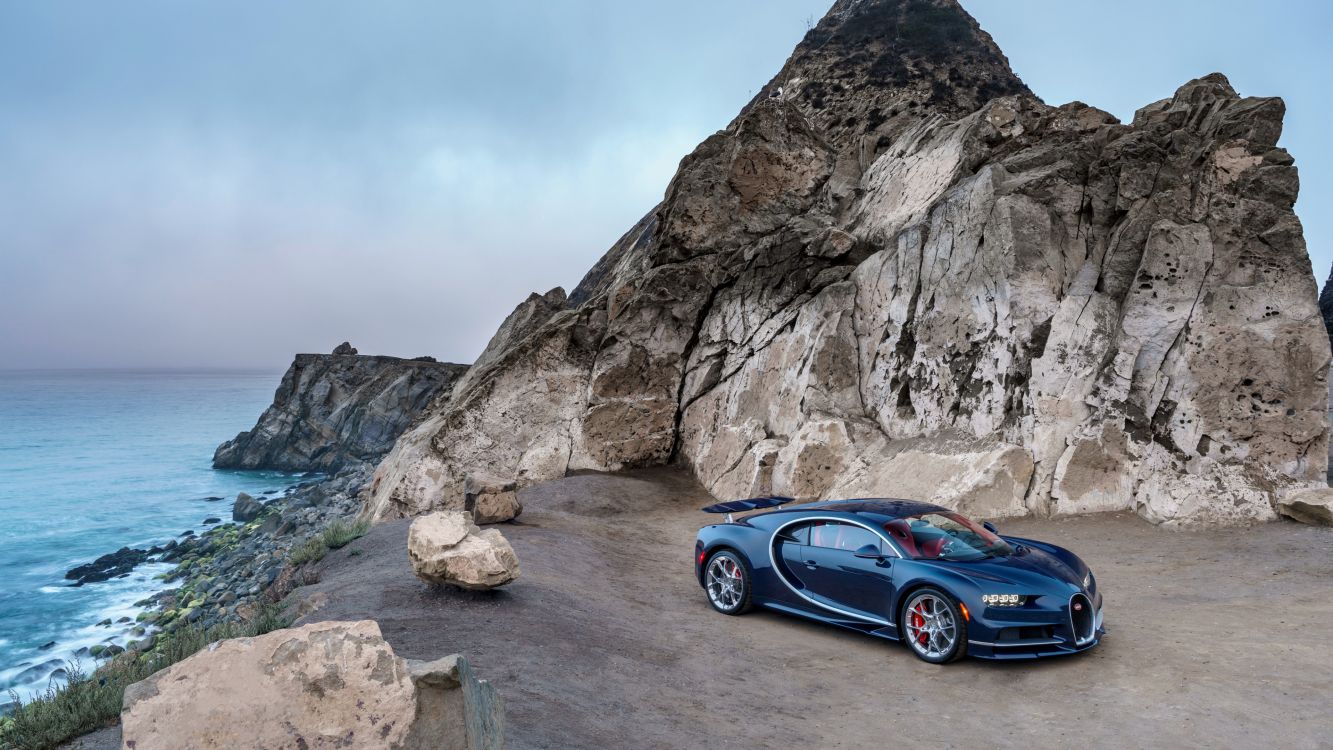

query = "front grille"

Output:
[[1070, 593, 1095, 645]]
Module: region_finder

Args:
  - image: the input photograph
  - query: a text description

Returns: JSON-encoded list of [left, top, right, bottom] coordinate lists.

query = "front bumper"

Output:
[[967, 592, 1105, 660]]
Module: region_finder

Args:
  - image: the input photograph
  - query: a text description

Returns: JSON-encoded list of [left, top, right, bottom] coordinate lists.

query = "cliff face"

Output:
[[365, 0, 1327, 526], [215, 353, 468, 472]]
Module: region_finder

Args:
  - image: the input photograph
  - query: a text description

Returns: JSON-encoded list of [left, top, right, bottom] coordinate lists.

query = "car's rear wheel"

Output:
[[901, 588, 967, 664], [704, 550, 752, 615]]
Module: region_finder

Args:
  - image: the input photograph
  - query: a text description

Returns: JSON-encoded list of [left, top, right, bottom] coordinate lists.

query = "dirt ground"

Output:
[[71, 468, 1333, 749]]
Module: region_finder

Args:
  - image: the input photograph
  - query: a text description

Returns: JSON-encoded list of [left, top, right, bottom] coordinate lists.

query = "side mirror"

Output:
[[853, 544, 884, 559], [982, 521, 999, 534]]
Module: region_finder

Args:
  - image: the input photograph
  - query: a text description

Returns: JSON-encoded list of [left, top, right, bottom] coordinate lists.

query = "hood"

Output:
[[930, 543, 1086, 590]]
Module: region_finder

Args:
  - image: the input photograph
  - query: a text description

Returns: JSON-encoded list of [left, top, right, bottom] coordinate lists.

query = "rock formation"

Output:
[[215, 353, 468, 472], [120, 620, 504, 749], [1319, 263, 1333, 480], [408, 512, 520, 589], [363, 0, 1327, 527]]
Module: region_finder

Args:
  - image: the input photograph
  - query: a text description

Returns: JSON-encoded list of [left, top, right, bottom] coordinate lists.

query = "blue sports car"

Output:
[[694, 498, 1105, 663]]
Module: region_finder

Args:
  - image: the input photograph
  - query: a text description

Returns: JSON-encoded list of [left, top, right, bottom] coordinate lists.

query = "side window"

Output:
[[778, 523, 810, 544], [808, 522, 881, 553], [835, 525, 880, 553]]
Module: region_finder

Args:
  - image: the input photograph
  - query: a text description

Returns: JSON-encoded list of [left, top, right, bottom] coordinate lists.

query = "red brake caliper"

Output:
[[911, 605, 927, 645]]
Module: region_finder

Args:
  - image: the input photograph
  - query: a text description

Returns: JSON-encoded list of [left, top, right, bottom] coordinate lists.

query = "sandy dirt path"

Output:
[[286, 468, 1333, 749]]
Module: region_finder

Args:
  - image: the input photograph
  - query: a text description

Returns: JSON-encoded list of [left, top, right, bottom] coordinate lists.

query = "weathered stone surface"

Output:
[[408, 512, 520, 589], [215, 353, 468, 472], [232, 491, 263, 523], [464, 474, 522, 524], [363, 0, 1327, 527], [1277, 487, 1333, 525], [1319, 264, 1333, 482], [332, 341, 358, 355], [120, 620, 504, 749]]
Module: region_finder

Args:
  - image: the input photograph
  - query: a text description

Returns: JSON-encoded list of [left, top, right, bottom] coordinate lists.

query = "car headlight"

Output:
[[980, 594, 1026, 607]]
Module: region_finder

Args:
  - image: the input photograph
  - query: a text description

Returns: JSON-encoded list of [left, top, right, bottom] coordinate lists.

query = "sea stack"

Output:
[[214, 353, 468, 472]]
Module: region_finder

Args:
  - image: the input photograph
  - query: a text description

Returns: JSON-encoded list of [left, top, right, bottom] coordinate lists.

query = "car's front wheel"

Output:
[[900, 588, 967, 664], [704, 550, 752, 615]]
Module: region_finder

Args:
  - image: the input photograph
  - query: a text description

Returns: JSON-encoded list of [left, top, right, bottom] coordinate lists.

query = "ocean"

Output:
[[0, 369, 303, 701]]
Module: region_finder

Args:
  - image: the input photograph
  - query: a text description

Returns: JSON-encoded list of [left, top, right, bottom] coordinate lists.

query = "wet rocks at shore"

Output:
[[64, 547, 158, 586], [52, 466, 373, 671], [148, 467, 370, 632]]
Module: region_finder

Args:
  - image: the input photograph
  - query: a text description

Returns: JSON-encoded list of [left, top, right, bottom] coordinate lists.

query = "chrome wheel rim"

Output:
[[706, 555, 743, 610], [905, 593, 956, 659]]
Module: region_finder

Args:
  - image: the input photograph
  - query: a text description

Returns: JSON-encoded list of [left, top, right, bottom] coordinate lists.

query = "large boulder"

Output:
[[120, 620, 503, 749], [464, 474, 522, 524], [232, 492, 263, 523], [408, 512, 520, 590]]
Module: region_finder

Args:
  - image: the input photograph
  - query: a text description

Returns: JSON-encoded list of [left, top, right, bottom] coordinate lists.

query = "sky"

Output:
[[1, 1, 1329, 370]]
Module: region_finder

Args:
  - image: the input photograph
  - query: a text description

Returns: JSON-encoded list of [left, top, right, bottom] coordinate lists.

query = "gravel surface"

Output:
[[300, 468, 1333, 749], [66, 467, 1333, 748]]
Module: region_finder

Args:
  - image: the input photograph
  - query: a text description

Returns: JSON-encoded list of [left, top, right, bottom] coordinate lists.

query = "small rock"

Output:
[[202, 517, 221, 525], [38, 641, 56, 651], [331, 341, 358, 356], [463, 473, 523, 524], [295, 592, 328, 619], [233, 492, 263, 523], [1277, 488, 1333, 526]]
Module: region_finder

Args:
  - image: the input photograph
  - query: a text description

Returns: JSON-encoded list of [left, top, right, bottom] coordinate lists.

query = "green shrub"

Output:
[[320, 518, 369, 550], [1, 604, 292, 750], [286, 536, 328, 566]]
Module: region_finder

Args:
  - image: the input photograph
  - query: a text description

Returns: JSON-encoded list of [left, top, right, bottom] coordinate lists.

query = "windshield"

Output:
[[882, 512, 1012, 561]]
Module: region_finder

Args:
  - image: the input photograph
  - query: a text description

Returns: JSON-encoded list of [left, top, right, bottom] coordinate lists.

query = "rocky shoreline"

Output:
[[46, 467, 369, 675]]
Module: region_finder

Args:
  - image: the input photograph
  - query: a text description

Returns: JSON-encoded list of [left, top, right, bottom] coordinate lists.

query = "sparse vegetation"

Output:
[[286, 518, 370, 566], [0, 604, 291, 750], [321, 518, 370, 550], [287, 536, 329, 566]]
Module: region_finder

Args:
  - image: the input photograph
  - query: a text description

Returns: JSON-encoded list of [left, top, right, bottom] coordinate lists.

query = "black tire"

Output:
[[703, 550, 753, 615], [899, 587, 968, 664]]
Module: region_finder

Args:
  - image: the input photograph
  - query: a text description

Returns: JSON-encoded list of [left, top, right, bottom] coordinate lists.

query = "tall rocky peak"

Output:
[[743, 0, 1032, 151], [363, 2, 1326, 528]]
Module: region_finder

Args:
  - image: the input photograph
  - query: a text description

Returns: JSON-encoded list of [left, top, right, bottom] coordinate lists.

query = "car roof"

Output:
[[769, 498, 950, 522]]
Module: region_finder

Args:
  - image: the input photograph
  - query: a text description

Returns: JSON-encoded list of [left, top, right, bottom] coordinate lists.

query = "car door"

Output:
[[804, 522, 896, 622]]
